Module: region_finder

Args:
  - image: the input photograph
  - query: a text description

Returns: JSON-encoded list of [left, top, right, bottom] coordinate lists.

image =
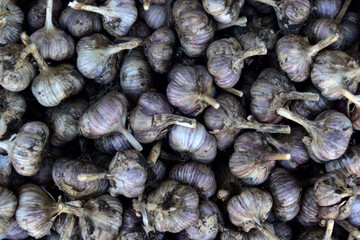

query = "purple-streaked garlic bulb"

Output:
[[78, 91, 143, 151], [0, 89, 26, 139], [264, 127, 309, 171], [167, 64, 219, 116], [207, 37, 267, 88], [202, 0, 245, 24], [77, 150, 147, 198], [126, 19, 151, 39], [133, 180, 200, 233], [347, 196, 360, 227], [144, 27, 176, 73], [325, 145, 360, 177], [220, 223, 275, 240], [0, 186, 17, 233], [141, 0, 173, 29], [228, 188, 273, 233], [27, 0, 62, 31], [120, 49, 153, 103], [229, 132, 291, 185], [311, 50, 360, 101], [0, 217, 29, 240], [254, 0, 311, 33], [276, 34, 339, 82], [52, 157, 109, 200], [68, 0, 137, 38], [277, 108, 353, 162], [173, 0, 215, 57], [314, 0, 341, 18], [20, 33, 85, 107], [60, 0, 102, 38], [47, 98, 89, 146], [30, 0, 75, 61], [0, 0, 23, 45], [250, 68, 319, 123], [215, 164, 242, 202], [0, 43, 36, 92], [297, 188, 320, 226], [273, 222, 292, 240], [130, 91, 196, 144], [267, 168, 302, 221], [291, 86, 332, 120], [0, 121, 49, 176], [94, 134, 133, 154], [340, 12, 359, 50], [169, 122, 217, 164], [204, 94, 291, 151], [185, 200, 223, 240], [169, 161, 217, 198], [76, 34, 142, 84]]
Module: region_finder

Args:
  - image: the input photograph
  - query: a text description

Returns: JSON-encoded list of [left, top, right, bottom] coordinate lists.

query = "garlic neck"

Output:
[[104, 38, 143, 56], [68, 1, 109, 17], [236, 120, 291, 134], [307, 34, 340, 57], [198, 94, 220, 109], [217, 16, 247, 30], [263, 152, 291, 161], [270, 91, 319, 110], [0, 134, 16, 153], [233, 47, 267, 74], [276, 108, 313, 134], [152, 114, 197, 129], [58, 202, 85, 217], [20, 32, 49, 71], [77, 171, 109, 182], [45, 0, 55, 29], [342, 89, 360, 107], [254, 0, 281, 12], [335, 0, 352, 24]]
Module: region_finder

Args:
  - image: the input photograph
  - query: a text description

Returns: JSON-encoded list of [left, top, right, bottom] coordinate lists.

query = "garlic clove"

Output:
[[0, 217, 29, 240], [297, 188, 320, 226], [314, 0, 341, 19], [141, 1, 174, 29], [0, 186, 17, 234], [0, 0, 24, 45]]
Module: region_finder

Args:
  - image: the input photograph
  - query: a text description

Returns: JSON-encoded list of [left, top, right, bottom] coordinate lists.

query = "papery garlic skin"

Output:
[[202, 0, 244, 24], [10, 121, 49, 176], [347, 195, 360, 227], [0, 0, 24, 45], [325, 145, 360, 177], [0, 186, 17, 233], [314, 0, 341, 18], [94, 134, 133, 154], [297, 188, 320, 226], [0, 217, 29, 240]]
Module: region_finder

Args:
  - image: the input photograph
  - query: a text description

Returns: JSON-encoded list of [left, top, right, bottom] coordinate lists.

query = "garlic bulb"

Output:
[[167, 64, 219, 116], [68, 0, 137, 38], [340, 12, 359, 50], [60, 0, 102, 38], [221, 223, 275, 240], [0, 0, 24, 45], [0, 89, 26, 139], [0, 217, 29, 240], [173, 0, 215, 57], [141, 1, 173, 29], [94, 134, 133, 154], [277, 108, 353, 162], [297, 188, 320, 226], [311, 50, 360, 100], [0, 121, 49, 176], [77, 150, 147, 198], [204, 94, 291, 151], [47, 98, 89, 146], [0, 186, 17, 233], [250, 68, 319, 123], [169, 161, 217, 198], [130, 91, 196, 144], [185, 200, 222, 240], [76, 33, 142, 84], [314, 0, 341, 18], [52, 157, 109, 200], [0, 43, 36, 92], [144, 27, 176, 73], [133, 180, 200, 233], [254, 0, 311, 33], [229, 132, 290, 185], [325, 145, 360, 177], [30, 0, 75, 61], [120, 49, 153, 103], [169, 122, 217, 164], [276, 34, 339, 82], [273, 222, 292, 240], [27, 0, 62, 31], [227, 188, 273, 232], [207, 37, 267, 88], [202, 0, 244, 24], [347, 196, 360, 227], [264, 127, 309, 171], [268, 168, 302, 221], [78, 91, 143, 151]]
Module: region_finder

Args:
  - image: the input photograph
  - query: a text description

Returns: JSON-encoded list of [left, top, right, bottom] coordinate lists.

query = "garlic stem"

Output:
[[342, 89, 360, 107], [264, 152, 291, 161], [20, 32, 48, 70], [234, 47, 267, 68], [68, 1, 109, 17], [104, 38, 143, 56], [323, 219, 335, 240], [336, 220, 360, 239], [224, 88, 244, 97], [277, 108, 312, 132], [19, 44, 36, 59], [152, 114, 196, 128], [217, 16, 247, 30], [147, 141, 162, 167], [335, 0, 352, 24], [77, 172, 109, 182], [256, 224, 280, 240], [143, 0, 150, 10], [45, 0, 54, 29], [118, 127, 143, 151], [217, 189, 230, 202], [58, 202, 85, 217], [282, 91, 320, 101], [198, 94, 220, 109], [133, 200, 154, 234], [236, 120, 291, 134], [59, 214, 77, 240], [0, 134, 16, 153], [307, 34, 340, 57], [254, 0, 280, 11]]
